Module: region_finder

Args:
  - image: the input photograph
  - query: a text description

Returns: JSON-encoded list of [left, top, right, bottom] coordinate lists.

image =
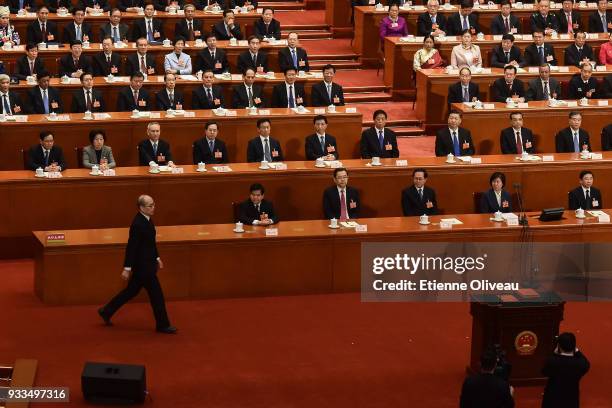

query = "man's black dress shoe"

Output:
[[97, 308, 113, 326], [156, 326, 178, 334]]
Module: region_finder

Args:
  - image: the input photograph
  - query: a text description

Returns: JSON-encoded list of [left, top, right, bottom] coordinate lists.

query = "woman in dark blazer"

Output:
[[480, 172, 512, 213], [82, 129, 116, 169]]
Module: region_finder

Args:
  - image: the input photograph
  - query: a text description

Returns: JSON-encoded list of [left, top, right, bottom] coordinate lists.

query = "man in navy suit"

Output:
[[27, 130, 67, 171], [588, 0, 612, 33], [62, 8, 93, 43], [500, 112, 535, 154], [555, 111, 591, 153], [435, 111, 475, 156], [490, 1, 521, 35], [448, 67, 480, 106], [323, 167, 360, 220], [131, 3, 164, 43], [253, 7, 281, 40], [305, 115, 339, 161], [192, 69, 224, 110], [311, 64, 345, 107], [98, 194, 176, 334], [192, 121, 228, 164], [117, 72, 151, 111], [557, 0, 583, 33], [174, 3, 205, 41], [71, 72, 106, 112], [125, 37, 158, 76], [156, 73, 185, 110], [93, 36, 123, 76], [446, 0, 481, 36], [490, 34, 525, 68], [360, 110, 399, 159], [491, 65, 526, 103], [194, 34, 229, 74], [212, 9, 243, 40], [27, 71, 64, 114], [524, 30, 558, 66], [416, 0, 447, 36], [246, 118, 283, 162], [531, 0, 560, 34], [568, 170, 602, 210], [401, 168, 438, 216], [231, 68, 264, 109], [58, 40, 92, 78], [564, 32, 595, 67], [138, 122, 175, 166], [27, 6, 59, 44], [271, 68, 306, 108], [237, 36, 269, 74], [568, 63, 599, 100], [238, 183, 278, 225], [278, 32, 309, 72]]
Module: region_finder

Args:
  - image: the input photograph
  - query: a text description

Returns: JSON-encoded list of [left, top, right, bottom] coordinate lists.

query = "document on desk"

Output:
[[440, 218, 463, 225], [340, 221, 359, 228]]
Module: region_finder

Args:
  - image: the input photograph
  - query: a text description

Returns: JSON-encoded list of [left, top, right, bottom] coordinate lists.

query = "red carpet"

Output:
[[2, 259, 612, 407], [275, 10, 326, 26]]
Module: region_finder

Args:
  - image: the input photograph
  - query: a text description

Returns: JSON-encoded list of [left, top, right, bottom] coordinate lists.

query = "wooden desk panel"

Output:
[[33, 212, 612, 304], [325, 0, 353, 37], [0, 109, 362, 170]]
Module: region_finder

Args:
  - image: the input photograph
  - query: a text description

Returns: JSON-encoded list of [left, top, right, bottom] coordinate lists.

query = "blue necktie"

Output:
[[44, 150, 49, 166], [538, 46, 545, 63], [378, 130, 384, 150], [291, 49, 297, 69], [573, 131, 580, 152], [208, 140, 214, 152], [147, 20, 154, 43], [76, 25, 82, 40], [2, 94, 10, 115], [42, 89, 49, 114], [288, 85, 295, 108], [452, 131, 460, 156], [19, 0, 24, 9]]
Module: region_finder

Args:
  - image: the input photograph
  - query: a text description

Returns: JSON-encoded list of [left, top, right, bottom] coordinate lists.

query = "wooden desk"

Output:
[[415, 67, 612, 129], [33, 211, 612, 305], [5, 359, 38, 408], [0, 108, 362, 170], [451, 100, 612, 154], [384, 34, 611, 96], [325, 0, 353, 37], [5, 154, 612, 258]]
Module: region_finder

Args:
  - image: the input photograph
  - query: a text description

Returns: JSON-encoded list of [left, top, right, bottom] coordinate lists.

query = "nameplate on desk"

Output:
[[597, 100, 609, 106], [480, 68, 492, 74], [345, 107, 357, 113], [213, 166, 232, 172], [470, 157, 482, 164], [493, 35, 502, 41], [528, 67, 539, 73], [265, 228, 278, 236], [591, 153, 603, 159], [517, 102, 529, 109], [483, 103, 495, 109], [355, 224, 368, 233], [238, 40, 248, 47], [506, 218, 519, 226], [558, 66, 569, 72], [150, 112, 161, 118], [258, 109, 271, 115], [184, 111, 195, 117], [225, 110, 237, 116], [395, 160, 408, 166], [567, 101, 578, 107], [559, 34, 571, 39], [522, 34, 533, 40], [542, 155, 554, 161], [46, 233, 65, 245], [171, 167, 184, 174], [439, 220, 453, 229], [598, 213, 610, 223], [587, 33, 599, 39], [47, 44, 59, 49], [596, 66, 607, 72], [314, 108, 326, 114]]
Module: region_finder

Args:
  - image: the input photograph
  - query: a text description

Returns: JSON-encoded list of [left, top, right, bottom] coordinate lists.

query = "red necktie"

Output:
[[504, 17, 510, 33], [340, 190, 348, 221], [515, 131, 522, 154], [567, 13, 573, 33]]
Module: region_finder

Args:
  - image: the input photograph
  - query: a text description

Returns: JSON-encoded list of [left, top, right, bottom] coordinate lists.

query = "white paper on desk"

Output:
[[291, 107, 311, 114], [567, 101, 578, 107], [14, 115, 28, 122], [355, 224, 368, 232], [542, 155, 554, 161], [480, 68, 492, 74], [560, 34, 571, 39], [413, 5, 425, 10], [345, 107, 357, 113], [265, 228, 278, 236], [212, 165, 232, 172], [93, 113, 111, 120], [493, 35, 502, 41], [597, 100, 609, 106], [415, 36, 425, 42], [517, 102, 529, 108], [502, 213, 518, 221], [470, 157, 482, 164], [340, 221, 359, 228], [179, 75, 199, 81], [440, 218, 463, 225], [483, 103, 495, 109], [558, 66, 569, 72], [528, 67, 539, 73], [258, 109, 271, 115], [149, 112, 161, 118], [456, 156, 472, 162], [591, 153, 603, 159], [314, 108, 326, 114], [522, 34, 533, 40]]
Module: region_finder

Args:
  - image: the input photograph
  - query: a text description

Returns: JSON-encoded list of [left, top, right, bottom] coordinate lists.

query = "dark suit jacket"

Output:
[[117, 0, 144, 11], [323, 185, 360, 220], [8, 0, 37, 13], [435, 127, 475, 156], [62, 22, 94, 43], [448, 82, 480, 105], [237, 50, 268, 74], [155, 88, 185, 110], [246, 136, 283, 162], [445, 12, 481, 36], [602, 124, 612, 151], [568, 75, 599, 99], [153, 0, 185, 11], [568, 186, 602, 210], [500, 127, 535, 154], [70, 88, 106, 112], [416, 12, 447, 36], [556, 10, 583, 33], [305, 133, 339, 160], [174, 19, 205, 41], [138, 138, 172, 165], [231, 83, 264, 109], [555, 127, 591, 152], [401, 185, 438, 216], [602, 75, 612, 99], [14, 56, 45, 80], [123, 212, 159, 276], [27, 86, 64, 114], [27, 145, 66, 170], [311, 82, 345, 106], [131, 18, 164, 42], [360, 127, 399, 159], [492, 78, 526, 102], [278, 47, 310, 72], [253, 18, 281, 40], [524, 43, 557, 66], [526, 77, 561, 101], [27, 20, 59, 44], [78, 0, 111, 12], [212, 21, 243, 41], [490, 14, 521, 35], [1, 92, 26, 114], [125, 53, 158, 76], [99, 23, 130, 42], [271, 82, 307, 108], [195, 48, 229, 74], [530, 12, 560, 32], [92, 52, 122, 76], [44, 0, 74, 13], [480, 188, 513, 213], [238, 199, 277, 225], [192, 137, 228, 164], [192, 85, 224, 109], [117, 87, 151, 111], [564, 44, 595, 67], [58, 54, 93, 77], [588, 11, 612, 33], [459, 373, 514, 408], [490, 45, 525, 68], [542, 351, 590, 408]]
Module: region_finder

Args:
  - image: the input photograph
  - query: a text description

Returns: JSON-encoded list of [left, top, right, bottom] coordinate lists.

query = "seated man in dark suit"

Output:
[[564, 31, 595, 67], [174, 3, 205, 41], [138, 122, 175, 166], [58, 41, 92, 78], [305, 115, 339, 161], [278, 32, 309, 72], [14, 43, 46, 80], [401, 168, 438, 217], [568, 63, 598, 100], [231, 68, 264, 109], [323, 167, 360, 220], [62, 8, 93, 43], [27, 130, 67, 171], [192, 69, 224, 110], [79, 0, 111, 13], [526, 64, 561, 101], [131, 3, 164, 43], [500, 112, 535, 154], [125, 37, 158, 76], [588, 0, 612, 33], [192, 121, 228, 164], [460, 348, 514, 407], [238, 183, 278, 225], [9, 0, 37, 13], [212, 9, 243, 41], [194, 34, 229, 74], [602, 123, 612, 150], [568, 170, 602, 210], [530, 0, 560, 34], [246, 118, 283, 162], [416, 0, 447, 37], [117, 71, 151, 111], [445, 0, 481, 36], [71, 72, 105, 112], [253, 7, 282, 40], [92, 36, 122, 76], [99, 8, 130, 42], [480, 172, 513, 213], [27, 7, 59, 44], [237, 36, 269, 75], [311, 64, 345, 107], [27, 71, 64, 114], [490, 0, 521, 35], [156, 73, 185, 110], [557, 0, 583, 33], [0, 74, 26, 115], [360, 109, 399, 159], [490, 34, 525, 68], [491, 65, 525, 103], [271, 68, 306, 108], [448, 67, 480, 106], [524, 31, 557, 66], [555, 111, 591, 152], [435, 110, 475, 157]]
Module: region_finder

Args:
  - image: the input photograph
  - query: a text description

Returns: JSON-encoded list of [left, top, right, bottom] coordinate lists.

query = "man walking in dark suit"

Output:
[[27, 71, 64, 114], [564, 32, 595, 67], [459, 349, 514, 408], [138, 122, 175, 166], [448, 67, 480, 106], [305, 115, 339, 161], [360, 109, 399, 159], [555, 111, 591, 152], [435, 111, 475, 156], [278, 32, 309, 72], [401, 168, 438, 216], [192, 70, 224, 109], [311, 64, 345, 107], [271, 68, 306, 108], [192, 121, 228, 164], [237, 36, 268, 74], [246, 118, 283, 162], [490, 1, 520, 35], [568, 170, 602, 210], [231, 68, 264, 109], [238, 183, 278, 225], [98, 194, 176, 334], [323, 167, 360, 220], [500, 112, 535, 154]]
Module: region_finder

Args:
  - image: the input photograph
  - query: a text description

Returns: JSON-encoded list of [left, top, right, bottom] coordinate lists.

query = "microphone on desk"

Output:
[[513, 182, 528, 226]]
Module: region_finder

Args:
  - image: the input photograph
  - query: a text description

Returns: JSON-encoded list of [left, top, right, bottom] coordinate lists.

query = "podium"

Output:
[[469, 292, 565, 385]]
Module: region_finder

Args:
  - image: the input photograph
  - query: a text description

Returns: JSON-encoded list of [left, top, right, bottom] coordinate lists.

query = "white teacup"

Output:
[[315, 157, 325, 167], [195, 39, 203, 46], [327, 104, 336, 112], [163, 39, 171, 47], [3, 42, 12, 50], [446, 153, 455, 163], [579, 97, 588, 106], [91, 164, 100, 175], [61, 75, 70, 84], [197, 162, 206, 171], [223, 71, 231, 79], [494, 211, 503, 221], [38, 42, 47, 50], [240, 6, 248, 13], [330, 218, 338, 228], [229, 38, 237, 45], [26, 76, 36, 85], [260, 160, 270, 169], [575, 208, 585, 218], [35, 167, 44, 176], [298, 70, 306, 77], [420, 214, 429, 224], [580, 149, 590, 159], [297, 105, 306, 113], [521, 150, 529, 160], [150, 164, 160, 173], [84, 110, 93, 119], [371, 156, 381, 165], [235, 221, 244, 232]]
